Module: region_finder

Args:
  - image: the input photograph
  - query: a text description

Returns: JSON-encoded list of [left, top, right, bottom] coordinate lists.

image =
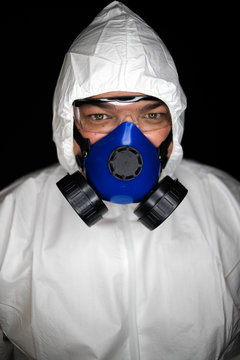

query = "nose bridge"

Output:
[[120, 110, 139, 126]]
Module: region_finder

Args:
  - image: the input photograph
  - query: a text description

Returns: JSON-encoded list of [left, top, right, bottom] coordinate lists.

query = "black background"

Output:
[[1, 3, 239, 190]]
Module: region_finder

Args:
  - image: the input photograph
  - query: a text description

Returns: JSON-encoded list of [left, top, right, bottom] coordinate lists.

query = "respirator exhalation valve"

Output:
[[108, 146, 143, 180]]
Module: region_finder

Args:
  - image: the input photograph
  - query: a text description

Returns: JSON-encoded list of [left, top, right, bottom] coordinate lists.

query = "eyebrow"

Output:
[[140, 101, 165, 111]]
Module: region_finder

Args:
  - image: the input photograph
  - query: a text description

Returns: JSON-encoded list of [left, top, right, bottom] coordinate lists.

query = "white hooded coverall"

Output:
[[0, 2, 240, 360]]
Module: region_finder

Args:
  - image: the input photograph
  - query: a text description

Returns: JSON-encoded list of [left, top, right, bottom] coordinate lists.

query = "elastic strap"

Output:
[[157, 130, 172, 168], [73, 122, 91, 158]]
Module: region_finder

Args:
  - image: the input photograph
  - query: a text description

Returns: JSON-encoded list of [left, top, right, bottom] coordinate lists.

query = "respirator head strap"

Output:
[[73, 122, 91, 158], [158, 129, 172, 168]]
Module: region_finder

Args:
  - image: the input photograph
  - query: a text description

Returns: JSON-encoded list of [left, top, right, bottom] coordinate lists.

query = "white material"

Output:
[[0, 2, 239, 359]]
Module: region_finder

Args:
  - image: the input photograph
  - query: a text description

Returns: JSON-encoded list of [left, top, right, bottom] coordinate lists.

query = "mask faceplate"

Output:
[[83, 122, 161, 204]]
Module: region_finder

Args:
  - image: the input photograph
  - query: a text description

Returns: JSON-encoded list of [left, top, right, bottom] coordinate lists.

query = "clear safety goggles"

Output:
[[73, 96, 171, 134]]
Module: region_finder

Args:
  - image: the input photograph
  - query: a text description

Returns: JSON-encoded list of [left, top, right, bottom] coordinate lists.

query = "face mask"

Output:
[[57, 97, 188, 230], [83, 121, 161, 204]]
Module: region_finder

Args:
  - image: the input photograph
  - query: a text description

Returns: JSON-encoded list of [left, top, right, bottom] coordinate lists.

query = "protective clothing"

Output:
[[0, 1, 240, 360]]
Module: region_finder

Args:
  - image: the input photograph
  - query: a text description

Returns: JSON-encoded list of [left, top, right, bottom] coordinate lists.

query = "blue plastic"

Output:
[[83, 122, 161, 204]]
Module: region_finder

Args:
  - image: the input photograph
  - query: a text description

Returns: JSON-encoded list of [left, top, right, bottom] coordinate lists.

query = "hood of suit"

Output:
[[52, 1, 187, 177]]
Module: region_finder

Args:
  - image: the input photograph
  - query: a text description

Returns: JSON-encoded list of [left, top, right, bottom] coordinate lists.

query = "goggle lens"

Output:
[[73, 96, 171, 133]]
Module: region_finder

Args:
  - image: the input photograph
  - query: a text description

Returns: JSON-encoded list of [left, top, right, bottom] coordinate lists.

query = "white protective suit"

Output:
[[0, 2, 240, 360]]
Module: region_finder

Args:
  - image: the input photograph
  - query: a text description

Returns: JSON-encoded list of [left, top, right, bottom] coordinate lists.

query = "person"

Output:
[[0, 1, 239, 359]]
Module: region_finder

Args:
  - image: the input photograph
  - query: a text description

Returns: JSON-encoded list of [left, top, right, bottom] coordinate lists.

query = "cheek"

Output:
[[144, 126, 171, 147], [83, 131, 108, 147]]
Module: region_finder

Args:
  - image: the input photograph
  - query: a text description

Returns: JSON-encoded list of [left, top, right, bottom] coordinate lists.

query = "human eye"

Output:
[[145, 112, 163, 120], [90, 114, 108, 121]]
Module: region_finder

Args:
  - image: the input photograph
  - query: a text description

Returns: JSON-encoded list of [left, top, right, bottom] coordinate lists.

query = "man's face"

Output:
[[73, 91, 172, 157]]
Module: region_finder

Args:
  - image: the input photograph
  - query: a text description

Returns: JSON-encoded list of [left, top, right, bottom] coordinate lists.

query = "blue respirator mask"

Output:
[[57, 96, 187, 230]]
